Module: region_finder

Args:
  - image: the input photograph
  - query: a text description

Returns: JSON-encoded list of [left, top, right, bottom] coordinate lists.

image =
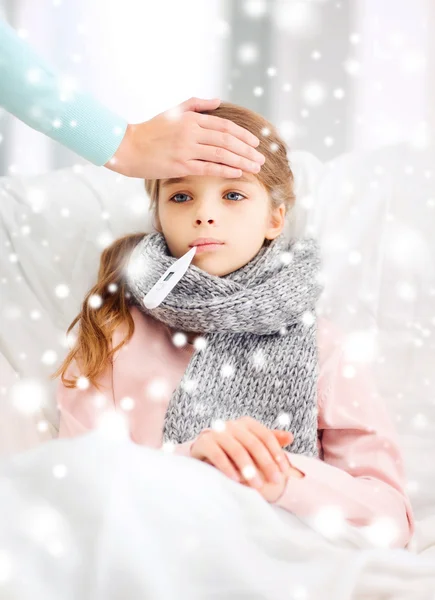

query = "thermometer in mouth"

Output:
[[142, 245, 197, 309]]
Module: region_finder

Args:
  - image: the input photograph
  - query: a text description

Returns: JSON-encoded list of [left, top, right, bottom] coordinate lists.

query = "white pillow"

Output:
[[2, 144, 434, 527]]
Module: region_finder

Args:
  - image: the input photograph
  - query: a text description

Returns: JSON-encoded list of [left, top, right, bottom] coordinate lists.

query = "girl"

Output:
[[52, 102, 414, 549]]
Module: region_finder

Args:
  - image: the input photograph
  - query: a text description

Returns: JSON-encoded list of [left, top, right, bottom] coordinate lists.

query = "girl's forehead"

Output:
[[160, 173, 259, 189]]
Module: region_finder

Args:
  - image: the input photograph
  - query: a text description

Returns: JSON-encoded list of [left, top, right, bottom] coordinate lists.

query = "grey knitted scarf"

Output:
[[126, 231, 323, 457]]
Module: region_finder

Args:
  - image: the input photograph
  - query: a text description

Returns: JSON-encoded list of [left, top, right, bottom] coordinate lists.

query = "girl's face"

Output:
[[155, 173, 286, 276]]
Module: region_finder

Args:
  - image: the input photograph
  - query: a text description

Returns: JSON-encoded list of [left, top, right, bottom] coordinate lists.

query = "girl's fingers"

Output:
[[246, 419, 293, 475], [197, 443, 242, 483], [191, 423, 295, 489], [233, 426, 286, 484], [213, 432, 265, 489]]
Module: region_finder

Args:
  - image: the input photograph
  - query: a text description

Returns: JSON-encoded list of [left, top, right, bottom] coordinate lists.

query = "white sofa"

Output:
[[0, 145, 434, 553]]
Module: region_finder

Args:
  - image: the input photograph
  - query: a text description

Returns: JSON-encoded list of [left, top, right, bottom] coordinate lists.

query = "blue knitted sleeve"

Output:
[[0, 19, 128, 165]]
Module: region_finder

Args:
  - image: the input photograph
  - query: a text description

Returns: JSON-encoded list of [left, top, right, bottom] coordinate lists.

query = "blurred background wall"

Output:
[[0, 0, 433, 176]]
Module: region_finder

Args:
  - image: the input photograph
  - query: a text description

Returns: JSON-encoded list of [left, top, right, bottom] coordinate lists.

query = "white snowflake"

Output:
[[76, 376, 89, 390], [344, 57, 361, 76], [88, 294, 103, 309], [302, 81, 326, 106], [120, 396, 135, 411], [243, 0, 268, 19], [27, 188, 46, 213], [343, 331, 377, 363], [211, 419, 227, 433], [26, 68, 42, 84], [147, 377, 171, 400], [97, 232, 113, 249], [301, 311, 315, 326], [11, 379, 47, 415], [193, 336, 207, 351], [241, 464, 258, 481], [41, 350, 57, 366], [182, 379, 198, 393], [280, 251, 294, 265], [237, 43, 258, 65], [273, 2, 320, 37], [252, 349, 266, 369], [342, 364, 356, 379], [93, 393, 107, 409], [221, 363, 235, 378], [193, 402, 207, 416], [161, 441, 176, 454], [37, 420, 49, 433], [277, 412, 291, 427], [362, 517, 399, 548], [349, 33, 361, 45], [215, 19, 230, 38], [96, 411, 129, 441], [172, 332, 188, 347], [55, 284, 70, 299], [311, 505, 346, 539], [52, 464, 68, 479]]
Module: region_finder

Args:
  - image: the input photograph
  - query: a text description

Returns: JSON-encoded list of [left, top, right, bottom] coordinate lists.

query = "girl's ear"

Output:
[[265, 203, 286, 241]]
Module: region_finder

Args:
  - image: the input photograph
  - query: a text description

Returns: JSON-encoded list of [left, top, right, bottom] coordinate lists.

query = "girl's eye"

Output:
[[170, 193, 191, 203], [225, 192, 245, 201], [170, 192, 246, 203]]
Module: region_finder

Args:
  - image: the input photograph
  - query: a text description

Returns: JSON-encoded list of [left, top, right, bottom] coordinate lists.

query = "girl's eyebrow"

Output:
[[160, 174, 256, 188]]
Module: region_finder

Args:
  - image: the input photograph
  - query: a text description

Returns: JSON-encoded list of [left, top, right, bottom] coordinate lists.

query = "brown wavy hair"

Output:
[[50, 101, 296, 390]]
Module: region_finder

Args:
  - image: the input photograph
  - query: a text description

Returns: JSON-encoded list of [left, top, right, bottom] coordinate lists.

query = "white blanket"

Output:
[[0, 432, 434, 600]]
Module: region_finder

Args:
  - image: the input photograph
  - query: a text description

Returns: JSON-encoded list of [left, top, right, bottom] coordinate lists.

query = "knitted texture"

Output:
[[126, 232, 323, 456]]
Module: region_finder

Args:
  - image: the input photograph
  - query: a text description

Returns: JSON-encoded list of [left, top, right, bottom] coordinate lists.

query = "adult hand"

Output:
[[190, 416, 304, 504], [105, 97, 265, 179]]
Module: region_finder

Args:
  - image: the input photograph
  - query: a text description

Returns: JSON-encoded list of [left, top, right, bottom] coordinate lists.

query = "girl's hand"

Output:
[[239, 429, 304, 503], [190, 416, 302, 503]]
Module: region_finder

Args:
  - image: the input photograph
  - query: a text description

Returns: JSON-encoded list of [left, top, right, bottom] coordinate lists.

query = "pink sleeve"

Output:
[[271, 323, 415, 549], [56, 359, 116, 438]]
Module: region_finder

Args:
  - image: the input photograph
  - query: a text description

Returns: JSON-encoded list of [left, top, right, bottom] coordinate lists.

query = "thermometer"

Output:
[[142, 245, 197, 309]]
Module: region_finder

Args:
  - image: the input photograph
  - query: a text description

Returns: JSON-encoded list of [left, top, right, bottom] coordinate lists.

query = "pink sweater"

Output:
[[56, 306, 415, 548]]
